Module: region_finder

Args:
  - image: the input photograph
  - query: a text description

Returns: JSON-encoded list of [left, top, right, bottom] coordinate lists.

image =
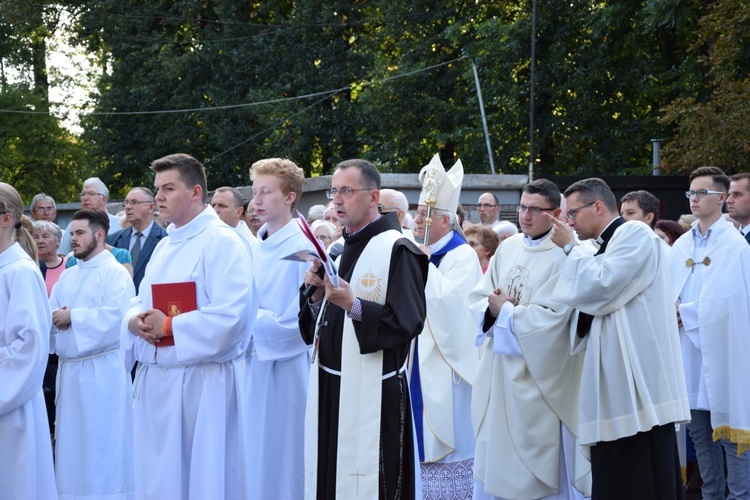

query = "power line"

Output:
[[0, 55, 468, 117]]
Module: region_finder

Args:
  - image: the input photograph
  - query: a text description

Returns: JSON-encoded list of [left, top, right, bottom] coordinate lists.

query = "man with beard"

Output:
[[300, 159, 428, 499], [50, 209, 135, 499]]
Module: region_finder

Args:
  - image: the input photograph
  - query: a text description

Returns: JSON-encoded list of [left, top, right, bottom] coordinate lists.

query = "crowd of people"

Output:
[[1, 155, 749, 500]]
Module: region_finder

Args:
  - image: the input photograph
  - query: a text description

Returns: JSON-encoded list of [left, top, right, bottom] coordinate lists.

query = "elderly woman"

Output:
[[311, 219, 336, 249], [33, 220, 68, 296], [464, 224, 500, 274]]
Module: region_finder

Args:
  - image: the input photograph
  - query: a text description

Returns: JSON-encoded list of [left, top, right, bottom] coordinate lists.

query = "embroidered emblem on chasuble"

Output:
[[502, 264, 533, 305], [354, 271, 383, 302]]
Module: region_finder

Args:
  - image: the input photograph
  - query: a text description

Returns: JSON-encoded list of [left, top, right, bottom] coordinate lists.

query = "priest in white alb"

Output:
[[469, 179, 591, 500], [50, 209, 135, 500]]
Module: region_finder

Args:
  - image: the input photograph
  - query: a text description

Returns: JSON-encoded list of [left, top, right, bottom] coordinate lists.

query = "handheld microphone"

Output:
[[302, 242, 343, 299]]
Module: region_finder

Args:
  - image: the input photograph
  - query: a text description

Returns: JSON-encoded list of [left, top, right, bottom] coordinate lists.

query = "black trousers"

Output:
[[590, 423, 685, 500]]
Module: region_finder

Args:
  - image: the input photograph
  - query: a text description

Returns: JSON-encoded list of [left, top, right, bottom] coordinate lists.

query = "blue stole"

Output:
[[411, 230, 466, 462]]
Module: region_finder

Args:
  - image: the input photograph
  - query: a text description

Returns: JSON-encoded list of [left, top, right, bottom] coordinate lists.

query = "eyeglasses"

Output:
[[565, 201, 597, 221], [122, 200, 152, 207], [79, 191, 104, 198], [685, 189, 724, 199], [477, 203, 497, 209], [33, 207, 55, 213], [516, 204, 556, 216], [326, 187, 372, 199]]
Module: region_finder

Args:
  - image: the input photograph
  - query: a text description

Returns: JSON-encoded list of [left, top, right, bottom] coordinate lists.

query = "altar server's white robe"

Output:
[[417, 237, 482, 498], [669, 216, 750, 447], [469, 234, 590, 499], [552, 221, 690, 446], [0, 243, 57, 500], [246, 219, 312, 500], [50, 250, 135, 500], [122, 207, 257, 500]]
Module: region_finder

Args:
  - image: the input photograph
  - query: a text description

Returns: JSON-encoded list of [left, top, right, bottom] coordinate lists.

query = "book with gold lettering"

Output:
[[151, 281, 197, 347]]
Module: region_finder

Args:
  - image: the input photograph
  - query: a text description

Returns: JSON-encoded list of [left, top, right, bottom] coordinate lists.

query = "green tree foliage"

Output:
[[0, 0, 743, 200], [661, 0, 750, 174], [0, 2, 89, 203]]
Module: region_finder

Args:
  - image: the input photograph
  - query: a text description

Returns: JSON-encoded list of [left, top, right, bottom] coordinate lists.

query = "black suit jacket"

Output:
[[745, 230, 750, 245], [107, 221, 168, 292]]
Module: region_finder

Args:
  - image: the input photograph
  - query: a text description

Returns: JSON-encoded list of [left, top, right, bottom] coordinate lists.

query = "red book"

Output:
[[151, 281, 197, 347]]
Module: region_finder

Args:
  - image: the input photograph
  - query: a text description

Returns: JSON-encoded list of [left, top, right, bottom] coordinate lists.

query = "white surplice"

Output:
[[49, 250, 135, 500], [417, 234, 482, 499], [121, 207, 257, 499], [552, 221, 690, 446], [0, 243, 57, 500], [245, 219, 313, 500], [233, 220, 258, 249], [669, 216, 750, 446], [469, 233, 591, 499]]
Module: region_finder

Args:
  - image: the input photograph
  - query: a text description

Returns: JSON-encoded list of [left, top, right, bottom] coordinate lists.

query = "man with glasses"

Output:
[[29, 192, 57, 222], [300, 159, 428, 499], [59, 177, 121, 254], [108, 187, 168, 292], [477, 192, 502, 230], [470, 179, 591, 499], [546, 177, 689, 499], [669, 167, 750, 499]]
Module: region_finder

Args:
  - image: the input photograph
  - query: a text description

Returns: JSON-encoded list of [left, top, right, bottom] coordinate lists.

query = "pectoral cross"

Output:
[[349, 468, 366, 496]]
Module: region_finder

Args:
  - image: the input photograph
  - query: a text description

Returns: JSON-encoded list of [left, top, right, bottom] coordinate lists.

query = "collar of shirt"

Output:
[[429, 230, 455, 253], [132, 220, 154, 243], [523, 228, 551, 247], [595, 216, 621, 247], [691, 215, 731, 248]]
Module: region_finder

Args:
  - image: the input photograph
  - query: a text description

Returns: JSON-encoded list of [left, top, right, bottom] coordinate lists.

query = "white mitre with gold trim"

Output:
[[418, 154, 464, 214]]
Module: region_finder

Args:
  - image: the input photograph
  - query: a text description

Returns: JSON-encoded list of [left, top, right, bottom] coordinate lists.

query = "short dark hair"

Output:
[[72, 209, 110, 234], [214, 186, 244, 209], [563, 178, 618, 213], [731, 172, 750, 186], [522, 179, 561, 208], [621, 190, 660, 227], [335, 159, 381, 190], [150, 153, 208, 203], [689, 166, 730, 192]]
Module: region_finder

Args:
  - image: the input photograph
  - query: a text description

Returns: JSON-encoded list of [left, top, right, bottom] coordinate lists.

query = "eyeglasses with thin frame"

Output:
[[326, 187, 372, 199], [122, 200, 153, 208], [79, 191, 104, 198], [685, 189, 724, 199], [516, 204, 556, 216], [477, 203, 497, 209], [565, 201, 597, 221]]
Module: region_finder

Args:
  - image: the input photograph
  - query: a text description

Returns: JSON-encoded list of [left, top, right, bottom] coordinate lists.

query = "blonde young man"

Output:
[[245, 158, 312, 499]]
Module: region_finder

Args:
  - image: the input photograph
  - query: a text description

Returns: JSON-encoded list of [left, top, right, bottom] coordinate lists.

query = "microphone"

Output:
[[302, 242, 343, 299]]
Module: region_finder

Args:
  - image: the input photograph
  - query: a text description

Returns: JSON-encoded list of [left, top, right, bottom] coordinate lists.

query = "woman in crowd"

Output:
[[33, 220, 68, 296], [655, 219, 684, 246], [0, 183, 57, 498], [465, 224, 500, 274], [311, 219, 335, 249]]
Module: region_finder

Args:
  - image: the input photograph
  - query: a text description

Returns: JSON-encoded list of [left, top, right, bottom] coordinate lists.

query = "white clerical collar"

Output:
[[595, 217, 620, 246], [523, 229, 551, 247], [741, 225, 750, 237], [429, 230, 455, 253]]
